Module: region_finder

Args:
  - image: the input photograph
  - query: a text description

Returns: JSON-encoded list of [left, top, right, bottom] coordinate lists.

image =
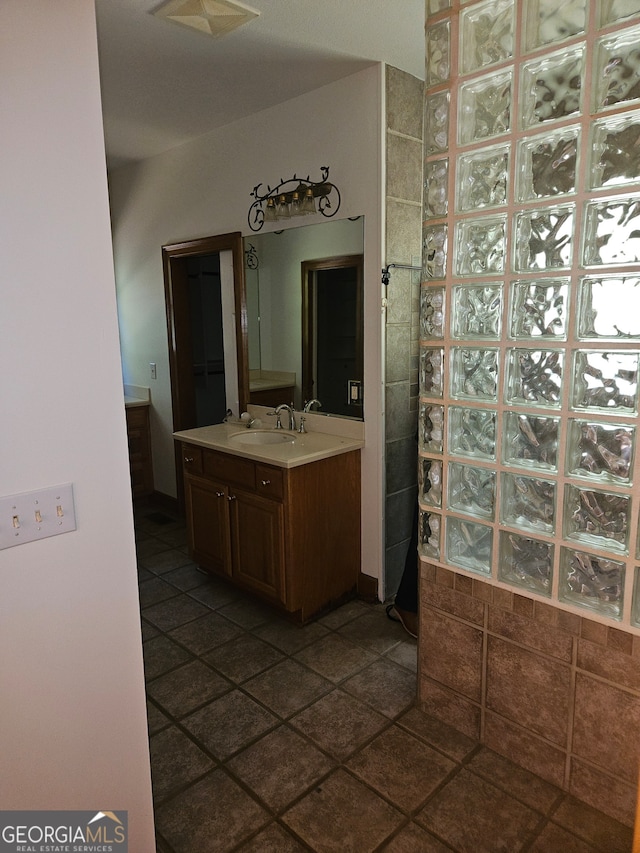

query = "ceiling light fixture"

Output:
[[152, 0, 260, 39], [248, 167, 341, 232]]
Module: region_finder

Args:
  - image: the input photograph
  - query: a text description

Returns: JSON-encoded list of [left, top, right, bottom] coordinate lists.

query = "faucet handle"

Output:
[[266, 410, 283, 429], [298, 416, 307, 434]]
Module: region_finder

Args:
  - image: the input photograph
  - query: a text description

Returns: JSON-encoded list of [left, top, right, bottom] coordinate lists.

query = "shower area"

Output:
[[417, 0, 640, 826]]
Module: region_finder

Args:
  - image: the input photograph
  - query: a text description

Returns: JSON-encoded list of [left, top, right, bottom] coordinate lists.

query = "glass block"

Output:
[[516, 127, 579, 201], [514, 206, 574, 272], [454, 215, 506, 276], [458, 69, 512, 145], [576, 275, 640, 340], [583, 196, 640, 266], [423, 224, 447, 280], [419, 457, 443, 507], [424, 159, 449, 219], [571, 350, 639, 414], [420, 287, 445, 339], [426, 20, 450, 88], [446, 517, 493, 574], [419, 402, 444, 453], [566, 419, 634, 484], [498, 531, 553, 596], [427, 0, 452, 16], [589, 111, 640, 190], [501, 472, 556, 533], [448, 461, 496, 519], [509, 279, 569, 340], [559, 547, 624, 619], [456, 144, 509, 212], [459, 0, 514, 75], [593, 27, 640, 112], [425, 91, 450, 156], [632, 567, 640, 627], [450, 347, 499, 401], [502, 411, 560, 471], [505, 348, 563, 408], [420, 346, 445, 398], [599, 0, 640, 27], [522, 0, 587, 52], [520, 45, 584, 129], [418, 509, 440, 561], [448, 405, 497, 460], [451, 283, 502, 339], [564, 484, 631, 553]]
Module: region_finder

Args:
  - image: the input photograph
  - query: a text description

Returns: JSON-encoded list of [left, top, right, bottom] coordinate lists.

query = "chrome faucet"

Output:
[[274, 403, 296, 430], [303, 399, 322, 413]]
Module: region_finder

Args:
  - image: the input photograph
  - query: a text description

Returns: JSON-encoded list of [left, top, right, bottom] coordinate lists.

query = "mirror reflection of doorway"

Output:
[[302, 254, 364, 418]]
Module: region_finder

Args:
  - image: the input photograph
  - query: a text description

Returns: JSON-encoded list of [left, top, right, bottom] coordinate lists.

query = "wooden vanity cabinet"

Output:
[[180, 441, 361, 622], [126, 405, 153, 497]]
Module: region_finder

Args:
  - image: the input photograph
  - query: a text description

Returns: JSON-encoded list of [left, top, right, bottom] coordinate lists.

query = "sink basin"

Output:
[[229, 430, 296, 446]]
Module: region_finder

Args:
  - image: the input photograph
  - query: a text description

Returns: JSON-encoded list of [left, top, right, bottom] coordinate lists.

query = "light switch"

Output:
[[0, 484, 76, 550]]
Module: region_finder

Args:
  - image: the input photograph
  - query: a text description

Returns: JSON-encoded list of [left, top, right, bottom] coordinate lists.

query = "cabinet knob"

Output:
[[260, 479, 271, 486], [228, 494, 237, 501], [184, 456, 194, 463], [216, 491, 224, 498]]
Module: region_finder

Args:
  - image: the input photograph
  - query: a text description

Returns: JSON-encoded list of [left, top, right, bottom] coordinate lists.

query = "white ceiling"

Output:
[[95, 0, 425, 170]]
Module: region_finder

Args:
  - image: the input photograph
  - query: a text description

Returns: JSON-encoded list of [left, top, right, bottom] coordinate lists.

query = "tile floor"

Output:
[[136, 506, 634, 853]]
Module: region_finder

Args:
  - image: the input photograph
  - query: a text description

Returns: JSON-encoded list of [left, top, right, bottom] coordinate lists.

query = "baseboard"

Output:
[[357, 572, 378, 602], [135, 491, 180, 516]]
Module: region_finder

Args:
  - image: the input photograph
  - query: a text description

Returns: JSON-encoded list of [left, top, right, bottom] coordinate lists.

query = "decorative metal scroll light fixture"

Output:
[[248, 166, 341, 232]]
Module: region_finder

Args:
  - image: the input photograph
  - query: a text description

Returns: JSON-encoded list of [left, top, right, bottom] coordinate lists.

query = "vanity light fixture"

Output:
[[244, 243, 259, 269], [248, 166, 341, 232]]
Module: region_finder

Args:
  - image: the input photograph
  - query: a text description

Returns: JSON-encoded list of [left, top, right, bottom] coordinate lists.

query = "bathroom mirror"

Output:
[[243, 216, 364, 418]]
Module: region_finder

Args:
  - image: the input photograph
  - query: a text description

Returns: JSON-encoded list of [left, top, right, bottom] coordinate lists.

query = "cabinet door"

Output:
[[126, 407, 154, 497], [184, 475, 232, 577], [229, 489, 285, 603]]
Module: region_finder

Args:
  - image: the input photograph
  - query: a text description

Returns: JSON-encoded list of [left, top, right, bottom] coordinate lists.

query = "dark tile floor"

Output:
[[136, 506, 634, 853]]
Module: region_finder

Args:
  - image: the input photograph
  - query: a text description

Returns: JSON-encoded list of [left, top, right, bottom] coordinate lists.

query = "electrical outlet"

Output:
[[150, 362, 157, 380], [0, 484, 76, 550]]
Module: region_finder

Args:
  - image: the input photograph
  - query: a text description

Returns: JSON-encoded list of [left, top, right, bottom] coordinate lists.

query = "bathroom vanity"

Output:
[[125, 392, 153, 498], [174, 423, 363, 623]]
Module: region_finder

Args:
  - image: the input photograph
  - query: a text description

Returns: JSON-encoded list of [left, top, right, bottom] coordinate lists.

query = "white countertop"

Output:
[[174, 422, 364, 468], [249, 377, 295, 391], [124, 384, 150, 408], [124, 395, 150, 408]]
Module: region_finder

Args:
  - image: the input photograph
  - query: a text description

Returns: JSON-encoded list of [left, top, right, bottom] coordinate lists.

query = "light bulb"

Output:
[[301, 188, 316, 215], [276, 194, 290, 219]]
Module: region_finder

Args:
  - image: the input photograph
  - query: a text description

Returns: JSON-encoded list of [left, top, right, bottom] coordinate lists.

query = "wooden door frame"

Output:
[[301, 253, 364, 407], [163, 232, 249, 508]]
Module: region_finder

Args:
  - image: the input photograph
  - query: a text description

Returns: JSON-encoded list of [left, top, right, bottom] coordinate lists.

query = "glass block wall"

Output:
[[421, 0, 640, 626]]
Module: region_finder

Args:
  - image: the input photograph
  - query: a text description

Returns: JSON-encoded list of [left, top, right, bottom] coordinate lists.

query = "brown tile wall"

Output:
[[418, 561, 640, 827]]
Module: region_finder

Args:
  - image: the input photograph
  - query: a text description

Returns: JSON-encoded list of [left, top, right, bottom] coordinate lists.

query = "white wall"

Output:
[[109, 66, 385, 583], [0, 2, 155, 847]]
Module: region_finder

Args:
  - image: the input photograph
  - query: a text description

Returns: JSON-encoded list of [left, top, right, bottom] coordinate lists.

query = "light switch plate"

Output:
[[0, 484, 76, 550]]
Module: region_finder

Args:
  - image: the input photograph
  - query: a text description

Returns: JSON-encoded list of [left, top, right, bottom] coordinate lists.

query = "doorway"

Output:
[[187, 253, 226, 427], [302, 254, 364, 418], [162, 232, 248, 507]]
